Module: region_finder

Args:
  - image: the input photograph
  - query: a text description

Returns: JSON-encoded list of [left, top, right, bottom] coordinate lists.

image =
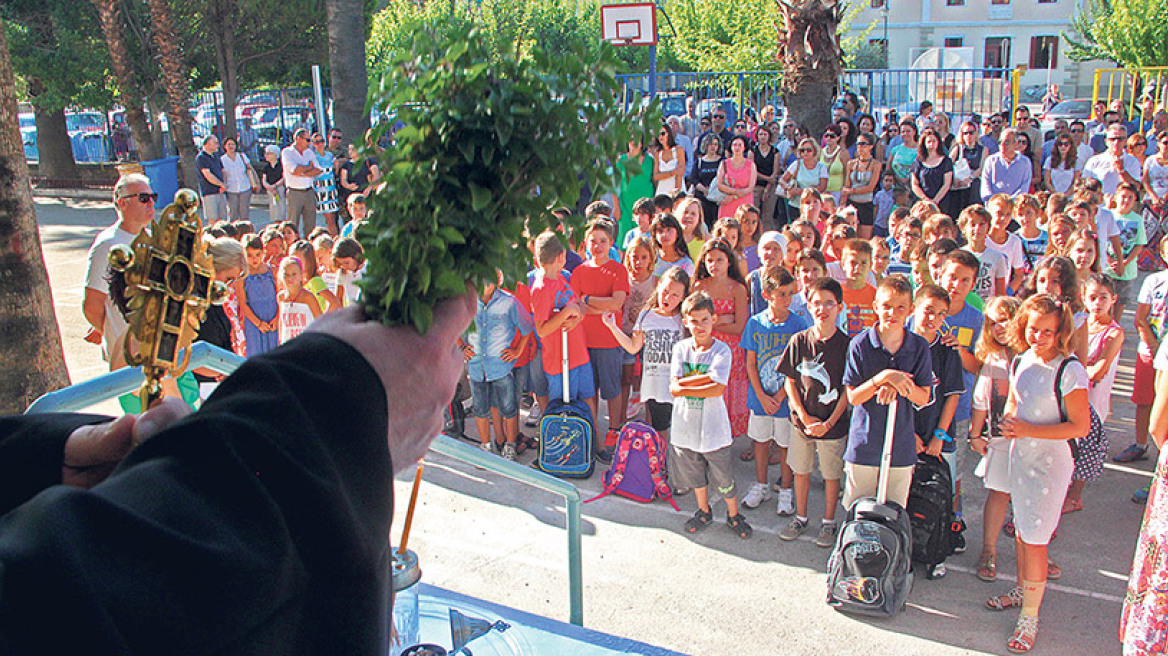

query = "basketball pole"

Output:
[[649, 43, 657, 100]]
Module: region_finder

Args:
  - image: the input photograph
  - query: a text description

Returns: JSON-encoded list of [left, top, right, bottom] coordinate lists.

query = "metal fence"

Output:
[[1092, 67, 1168, 125], [619, 67, 1016, 126], [21, 87, 331, 165]]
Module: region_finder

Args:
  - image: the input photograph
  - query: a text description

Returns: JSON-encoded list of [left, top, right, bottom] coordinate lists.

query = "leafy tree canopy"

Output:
[[1066, 0, 1168, 68], [3, 0, 114, 111]]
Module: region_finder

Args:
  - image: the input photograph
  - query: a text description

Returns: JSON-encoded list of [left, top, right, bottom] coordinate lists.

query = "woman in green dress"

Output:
[[614, 139, 655, 244]]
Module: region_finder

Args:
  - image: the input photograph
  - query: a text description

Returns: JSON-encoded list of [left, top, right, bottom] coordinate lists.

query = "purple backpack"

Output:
[[586, 420, 678, 510]]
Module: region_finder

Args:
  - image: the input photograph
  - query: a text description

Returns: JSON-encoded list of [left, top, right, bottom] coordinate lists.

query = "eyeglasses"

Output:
[[119, 192, 158, 204], [329, 134, 342, 140], [1070, 128, 1084, 133], [858, 141, 873, 147], [809, 301, 838, 310]]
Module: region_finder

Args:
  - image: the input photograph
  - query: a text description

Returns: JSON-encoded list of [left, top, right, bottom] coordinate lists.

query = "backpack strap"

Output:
[[641, 425, 680, 511], [1053, 355, 1076, 423], [584, 429, 632, 504]]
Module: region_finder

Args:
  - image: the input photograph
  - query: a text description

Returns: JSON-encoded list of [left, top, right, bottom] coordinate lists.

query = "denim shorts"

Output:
[[588, 347, 624, 401], [470, 372, 519, 419], [547, 362, 596, 403], [514, 347, 549, 397]]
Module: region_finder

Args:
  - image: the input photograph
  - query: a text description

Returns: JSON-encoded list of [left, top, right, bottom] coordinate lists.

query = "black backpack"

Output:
[[906, 453, 957, 567]]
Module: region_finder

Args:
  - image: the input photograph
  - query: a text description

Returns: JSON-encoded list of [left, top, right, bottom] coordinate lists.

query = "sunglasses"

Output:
[[798, 148, 814, 153], [961, 130, 976, 134], [858, 141, 873, 146], [1071, 128, 1084, 132], [713, 115, 725, 119], [119, 192, 158, 204], [313, 139, 325, 144]]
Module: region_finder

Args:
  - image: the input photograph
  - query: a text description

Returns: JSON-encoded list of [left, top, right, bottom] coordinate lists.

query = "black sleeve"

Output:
[[0, 333, 392, 655], [0, 413, 110, 515]]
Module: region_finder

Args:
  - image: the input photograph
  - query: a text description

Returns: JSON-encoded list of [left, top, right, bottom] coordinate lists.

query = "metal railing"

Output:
[[24, 340, 585, 627], [619, 67, 1016, 125], [1093, 67, 1168, 125]]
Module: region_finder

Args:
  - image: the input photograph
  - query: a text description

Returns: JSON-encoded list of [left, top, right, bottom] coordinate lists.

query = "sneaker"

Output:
[[673, 486, 691, 496], [927, 563, 948, 580], [501, 443, 517, 461], [594, 447, 614, 465], [952, 518, 967, 553], [776, 488, 795, 516], [814, 522, 839, 548], [1134, 484, 1151, 504], [1115, 443, 1150, 463], [779, 517, 809, 541], [524, 402, 541, 427], [741, 482, 773, 509], [479, 441, 494, 453]]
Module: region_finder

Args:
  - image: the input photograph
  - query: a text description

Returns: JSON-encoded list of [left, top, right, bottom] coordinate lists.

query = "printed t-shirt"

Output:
[[1139, 271, 1168, 357], [940, 302, 983, 423], [1018, 229, 1049, 276], [914, 335, 966, 452], [984, 233, 1026, 283], [670, 337, 733, 453], [841, 283, 877, 337], [1109, 210, 1147, 281], [531, 272, 589, 375], [279, 300, 314, 343], [635, 309, 685, 404], [843, 327, 936, 468], [739, 310, 809, 417], [1095, 207, 1120, 271], [790, 291, 848, 331], [569, 258, 631, 348], [776, 327, 851, 440], [965, 246, 1008, 302]]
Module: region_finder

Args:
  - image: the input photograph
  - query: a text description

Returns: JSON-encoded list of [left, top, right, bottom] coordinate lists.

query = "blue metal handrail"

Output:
[[24, 340, 585, 626]]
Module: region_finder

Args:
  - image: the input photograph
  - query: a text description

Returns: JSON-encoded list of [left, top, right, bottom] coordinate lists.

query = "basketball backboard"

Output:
[[601, 3, 657, 47]]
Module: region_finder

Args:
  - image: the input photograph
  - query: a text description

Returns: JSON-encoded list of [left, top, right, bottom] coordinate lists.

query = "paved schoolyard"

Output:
[[36, 193, 1143, 655]]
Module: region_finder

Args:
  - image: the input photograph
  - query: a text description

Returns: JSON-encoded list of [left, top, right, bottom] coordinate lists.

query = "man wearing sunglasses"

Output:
[[698, 103, 733, 153], [1083, 124, 1141, 196], [82, 174, 156, 361], [195, 135, 228, 223]]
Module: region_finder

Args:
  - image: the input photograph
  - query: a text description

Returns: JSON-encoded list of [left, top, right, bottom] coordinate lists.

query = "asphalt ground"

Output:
[[34, 193, 1148, 655]]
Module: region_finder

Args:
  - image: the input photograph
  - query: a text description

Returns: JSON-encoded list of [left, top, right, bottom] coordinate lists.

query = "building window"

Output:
[[1038, 0, 1056, 3], [1030, 36, 1059, 69], [944, 37, 964, 48], [991, 0, 1009, 4], [870, 0, 885, 7], [985, 36, 1011, 72], [947, 0, 965, 5]]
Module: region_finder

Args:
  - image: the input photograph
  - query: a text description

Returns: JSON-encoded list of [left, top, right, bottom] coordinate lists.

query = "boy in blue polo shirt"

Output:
[[460, 275, 535, 460], [842, 274, 936, 510]]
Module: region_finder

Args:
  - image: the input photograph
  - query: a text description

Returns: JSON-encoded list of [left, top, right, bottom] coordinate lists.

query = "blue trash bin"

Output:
[[141, 156, 180, 209]]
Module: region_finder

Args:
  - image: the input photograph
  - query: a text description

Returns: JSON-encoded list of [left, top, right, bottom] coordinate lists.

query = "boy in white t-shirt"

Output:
[[671, 291, 752, 539], [958, 205, 1008, 303], [984, 194, 1026, 292]]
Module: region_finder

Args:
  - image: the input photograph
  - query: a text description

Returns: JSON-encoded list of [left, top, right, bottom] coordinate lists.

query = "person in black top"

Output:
[[257, 145, 286, 225], [340, 142, 381, 214], [688, 134, 724, 229], [750, 124, 780, 230], [0, 296, 474, 655]]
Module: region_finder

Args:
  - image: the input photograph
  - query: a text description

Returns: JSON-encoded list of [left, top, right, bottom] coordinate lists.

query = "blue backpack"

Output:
[[586, 420, 678, 510]]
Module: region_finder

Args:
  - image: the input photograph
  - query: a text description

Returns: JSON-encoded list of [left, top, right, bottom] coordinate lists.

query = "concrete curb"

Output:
[[32, 188, 112, 201]]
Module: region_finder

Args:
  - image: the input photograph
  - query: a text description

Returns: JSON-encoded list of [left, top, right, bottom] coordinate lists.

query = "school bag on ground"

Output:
[[585, 420, 679, 509], [538, 329, 595, 478], [907, 452, 959, 569], [827, 397, 914, 618]]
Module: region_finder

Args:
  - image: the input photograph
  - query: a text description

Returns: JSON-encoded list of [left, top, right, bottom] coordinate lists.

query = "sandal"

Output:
[[1003, 520, 1016, 538], [1007, 614, 1038, 653], [684, 508, 713, 534], [727, 513, 753, 539], [986, 586, 1024, 611], [1047, 559, 1062, 581], [1061, 498, 1083, 514], [515, 434, 538, 455], [976, 554, 997, 582]]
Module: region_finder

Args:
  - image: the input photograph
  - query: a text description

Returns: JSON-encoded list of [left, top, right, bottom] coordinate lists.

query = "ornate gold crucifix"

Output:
[[108, 189, 227, 409]]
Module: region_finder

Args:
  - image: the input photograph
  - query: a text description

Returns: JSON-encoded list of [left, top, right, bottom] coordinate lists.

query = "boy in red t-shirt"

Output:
[[570, 219, 630, 460], [840, 238, 877, 337], [531, 231, 596, 434]]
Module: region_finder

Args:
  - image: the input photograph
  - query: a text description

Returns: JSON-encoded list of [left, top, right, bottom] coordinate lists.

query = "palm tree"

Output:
[[0, 18, 71, 413], [777, 0, 843, 138], [92, 0, 159, 161], [147, 0, 200, 188], [327, 0, 370, 146]]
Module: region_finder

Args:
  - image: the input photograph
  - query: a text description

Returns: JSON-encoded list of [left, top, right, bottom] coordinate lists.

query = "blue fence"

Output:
[[618, 67, 1014, 126]]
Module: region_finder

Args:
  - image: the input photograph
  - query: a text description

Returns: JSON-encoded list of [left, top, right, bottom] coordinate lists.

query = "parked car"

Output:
[[696, 97, 739, 126], [1040, 98, 1092, 133]]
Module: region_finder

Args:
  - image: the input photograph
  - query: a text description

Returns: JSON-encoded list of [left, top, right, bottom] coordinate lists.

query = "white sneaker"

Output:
[[480, 441, 494, 453], [525, 402, 541, 427], [501, 443, 517, 461], [776, 488, 795, 516], [741, 482, 772, 509]]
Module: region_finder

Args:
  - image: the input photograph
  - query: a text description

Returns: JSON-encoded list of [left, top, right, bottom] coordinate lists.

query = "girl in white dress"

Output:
[[988, 294, 1091, 654]]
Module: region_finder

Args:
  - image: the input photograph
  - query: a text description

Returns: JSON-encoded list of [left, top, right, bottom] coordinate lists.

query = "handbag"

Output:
[[705, 183, 726, 204]]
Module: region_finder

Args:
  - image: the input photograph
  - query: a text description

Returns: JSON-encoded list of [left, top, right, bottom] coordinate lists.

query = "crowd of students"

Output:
[[447, 103, 1168, 651]]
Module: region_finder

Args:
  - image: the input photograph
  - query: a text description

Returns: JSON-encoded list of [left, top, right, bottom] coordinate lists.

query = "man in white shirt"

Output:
[[1069, 120, 1096, 166], [680, 96, 702, 141], [83, 174, 156, 361], [281, 128, 324, 238], [1083, 124, 1142, 196], [666, 115, 694, 178], [980, 128, 1032, 201]]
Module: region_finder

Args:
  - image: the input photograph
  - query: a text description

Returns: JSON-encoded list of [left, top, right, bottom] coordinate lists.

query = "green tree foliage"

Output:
[[664, 0, 781, 71], [3, 1, 114, 112], [1066, 0, 1168, 68], [360, 25, 650, 332]]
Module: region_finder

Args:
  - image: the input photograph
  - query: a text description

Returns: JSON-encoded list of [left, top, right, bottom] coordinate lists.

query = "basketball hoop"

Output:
[[601, 3, 657, 47]]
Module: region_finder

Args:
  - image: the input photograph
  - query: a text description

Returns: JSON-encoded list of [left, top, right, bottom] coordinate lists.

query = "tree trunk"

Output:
[[0, 19, 72, 413], [92, 0, 159, 161], [777, 0, 843, 139], [29, 100, 81, 185], [147, 0, 199, 188], [327, 0, 370, 147], [208, 0, 239, 141]]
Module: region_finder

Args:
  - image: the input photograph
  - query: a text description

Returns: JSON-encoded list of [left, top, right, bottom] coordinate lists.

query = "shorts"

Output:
[[852, 201, 875, 227], [748, 413, 792, 447], [515, 348, 549, 398], [1114, 277, 1135, 306], [671, 444, 737, 499], [622, 349, 638, 366], [645, 399, 672, 432], [469, 373, 519, 419], [588, 347, 624, 400], [843, 462, 914, 510], [201, 192, 227, 222], [1133, 351, 1156, 405], [940, 418, 969, 486], [546, 361, 596, 403], [787, 427, 845, 480]]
